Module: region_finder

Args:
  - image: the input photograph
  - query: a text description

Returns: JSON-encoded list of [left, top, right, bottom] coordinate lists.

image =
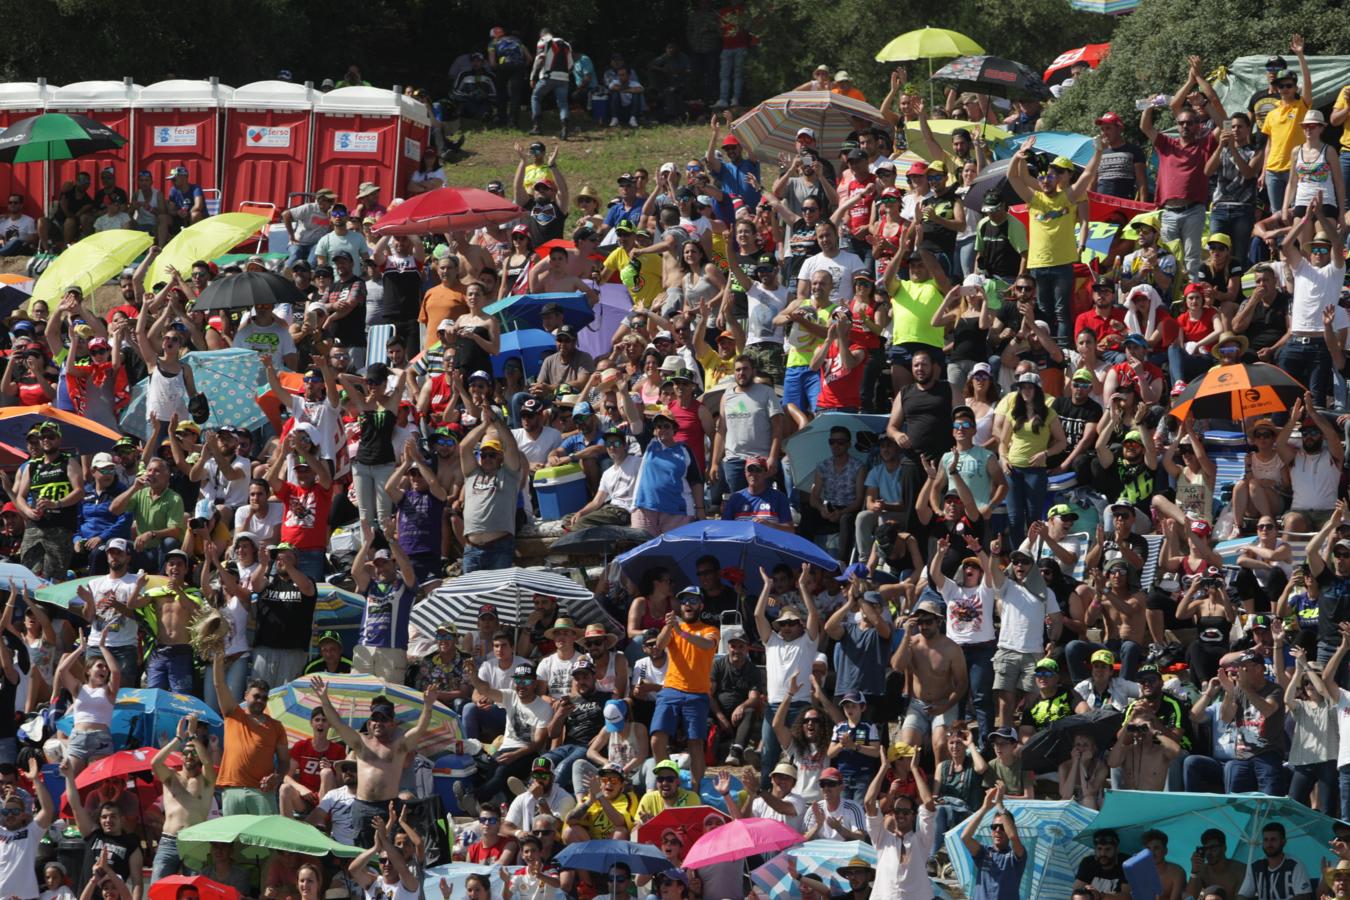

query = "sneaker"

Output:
[[726, 745, 744, 767], [710, 99, 729, 110], [628, 116, 638, 128], [609, 117, 619, 127], [452, 780, 479, 816], [560, 121, 569, 140], [507, 776, 527, 797]]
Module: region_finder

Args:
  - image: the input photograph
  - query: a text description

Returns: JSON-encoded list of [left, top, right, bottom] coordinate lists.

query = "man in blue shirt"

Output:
[[960, 785, 1027, 900], [351, 519, 417, 685], [599, 173, 643, 239], [705, 114, 761, 210], [721, 455, 791, 529], [165, 166, 206, 233]]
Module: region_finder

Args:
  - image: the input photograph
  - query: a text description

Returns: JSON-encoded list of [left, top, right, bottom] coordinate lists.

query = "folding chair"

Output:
[[236, 201, 277, 253]]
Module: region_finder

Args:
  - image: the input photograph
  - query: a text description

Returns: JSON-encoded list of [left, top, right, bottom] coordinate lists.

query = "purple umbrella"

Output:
[[578, 282, 634, 360]]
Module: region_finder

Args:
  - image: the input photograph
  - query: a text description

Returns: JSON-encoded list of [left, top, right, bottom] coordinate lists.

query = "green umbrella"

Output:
[[177, 815, 361, 870], [34, 574, 169, 610], [0, 112, 127, 164]]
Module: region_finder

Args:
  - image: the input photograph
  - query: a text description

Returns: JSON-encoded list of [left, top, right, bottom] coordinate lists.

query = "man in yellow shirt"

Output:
[[636, 759, 700, 822], [603, 222, 664, 308], [1260, 36, 1312, 212], [650, 586, 719, 792], [565, 763, 641, 841]]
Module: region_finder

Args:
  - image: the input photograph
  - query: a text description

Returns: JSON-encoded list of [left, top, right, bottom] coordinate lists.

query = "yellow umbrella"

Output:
[[31, 230, 151, 305], [904, 119, 1011, 160], [876, 28, 985, 63], [143, 212, 269, 292]]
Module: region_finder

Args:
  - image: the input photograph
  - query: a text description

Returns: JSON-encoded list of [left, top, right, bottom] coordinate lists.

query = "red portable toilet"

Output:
[[45, 79, 141, 202], [222, 80, 316, 215], [133, 79, 233, 206], [0, 81, 52, 218], [312, 86, 430, 208]]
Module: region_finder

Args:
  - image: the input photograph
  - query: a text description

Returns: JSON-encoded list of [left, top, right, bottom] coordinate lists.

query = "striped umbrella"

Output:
[[310, 584, 364, 656], [1069, 0, 1139, 13], [943, 799, 1096, 900], [729, 91, 890, 164], [267, 674, 462, 757], [409, 566, 613, 634], [751, 839, 877, 898]]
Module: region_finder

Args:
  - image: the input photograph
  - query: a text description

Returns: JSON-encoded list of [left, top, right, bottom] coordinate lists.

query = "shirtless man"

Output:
[[128, 549, 200, 693], [527, 246, 599, 302], [445, 230, 497, 281], [1105, 703, 1179, 791], [891, 595, 968, 762], [1072, 559, 1148, 682], [150, 713, 216, 879], [310, 674, 437, 846], [1143, 829, 1188, 900]]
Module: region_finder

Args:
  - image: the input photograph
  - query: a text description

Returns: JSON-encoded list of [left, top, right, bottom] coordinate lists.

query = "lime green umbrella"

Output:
[[876, 27, 985, 62], [177, 815, 361, 870], [0, 113, 127, 164], [143, 212, 270, 293], [31, 230, 152, 305]]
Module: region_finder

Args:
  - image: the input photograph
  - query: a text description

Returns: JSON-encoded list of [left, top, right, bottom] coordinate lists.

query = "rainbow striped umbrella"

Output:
[[943, 799, 1096, 900], [729, 91, 890, 163], [311, 583, 364, 656], [267, 674, 462, 757]]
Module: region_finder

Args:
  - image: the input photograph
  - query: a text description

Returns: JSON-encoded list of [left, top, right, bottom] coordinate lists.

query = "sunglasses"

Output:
[[655, 774, 678, 783], [1257, 523, 1276, 530], [479, 816, 499, 825], [512, 676, 535, 684], [819, 780, 841, 788], [952, 421, 974, 430], [1335, 552, 1350, 560], [479, 450, 502, 459], [584, 638, 608, 648]]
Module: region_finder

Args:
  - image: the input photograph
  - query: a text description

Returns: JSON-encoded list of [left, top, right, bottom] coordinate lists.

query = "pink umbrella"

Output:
[[680, 817, 805, 869]]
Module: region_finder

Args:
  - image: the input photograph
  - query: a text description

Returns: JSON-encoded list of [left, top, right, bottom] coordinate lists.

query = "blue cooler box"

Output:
[[433, 753, 477, 815], [533, 463, 588, 520]]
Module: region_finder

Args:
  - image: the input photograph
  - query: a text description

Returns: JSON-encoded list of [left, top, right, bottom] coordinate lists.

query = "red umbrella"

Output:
[[372, 187, 523, 236], [1009, 191, 1156, 229], [1044, 43, 1112, 85], [0, 441, 26, 467], [149, 875, 240, 900], [61, 747, 180, 819], [633, 805, 731, 851]]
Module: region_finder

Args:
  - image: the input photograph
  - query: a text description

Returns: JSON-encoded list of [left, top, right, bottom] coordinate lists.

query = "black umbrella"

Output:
[[0, 112, 127, 163], [933, 55, 1053, 101], [1019, 708, 1124, 773], [190, 270, 304, 312], [961, 158, 1019, 216], [551, 525, 654, 557]]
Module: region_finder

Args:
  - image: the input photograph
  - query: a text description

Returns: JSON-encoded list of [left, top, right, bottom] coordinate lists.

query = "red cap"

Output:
[[721, 134, 740, 147], [880, 186, 902, 200], [907, 161, 929, 176], [533, 177, 557, 190], [1095, 112, 1123, 126], [745, 455, 770, 470], [1189, 519, 1212, 538], [1183, 282, 1207, 296], [0, 502, 16, 516], [820, 767, 843, 781]]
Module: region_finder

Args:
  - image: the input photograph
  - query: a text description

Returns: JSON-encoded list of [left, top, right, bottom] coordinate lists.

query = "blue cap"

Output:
[[1123, 332, 1148, 347], [836, 561, 869, 583], [603, 699, 628, 733], [676, 586, 703, 602], [840, 690, 866, 707], [574, 401, 593, 417]]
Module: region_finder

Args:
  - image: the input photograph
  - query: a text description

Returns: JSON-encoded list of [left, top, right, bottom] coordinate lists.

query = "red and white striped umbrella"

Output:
[[729, 91, 890, 163]]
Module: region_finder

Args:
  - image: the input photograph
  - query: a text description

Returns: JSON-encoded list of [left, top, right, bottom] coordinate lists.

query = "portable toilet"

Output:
[[312, 86, 430, 208], [133, 79, 234, 206], [0, 81, 52, 218], [45, 79, 141, 201], [222, 80, 316, 214]]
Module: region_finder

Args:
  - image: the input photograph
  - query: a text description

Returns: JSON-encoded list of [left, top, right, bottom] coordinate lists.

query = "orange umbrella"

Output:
[[0, 405, 122, 453], [1169, 362, 1306, 421]]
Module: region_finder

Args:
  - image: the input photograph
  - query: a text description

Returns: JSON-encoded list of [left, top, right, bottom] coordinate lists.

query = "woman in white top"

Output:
[[135, 300, 197, 426], [1283, 111, 1344, 221], [408, 149, 446, 195], [961, 363, 1001, 450], [200, 540, 262, 713], [54, 627, 122, 774], [233, 479, 283, 545]]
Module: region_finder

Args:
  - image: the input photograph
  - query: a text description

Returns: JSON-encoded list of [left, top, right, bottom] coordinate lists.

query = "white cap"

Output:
[[1016, 372, 1042, 386], [436, 319, 455, 333], [796, 127, 816, 140], [91, 452, 116, 469], [106, 537, 130, 553], [659, 162, 675, 174]]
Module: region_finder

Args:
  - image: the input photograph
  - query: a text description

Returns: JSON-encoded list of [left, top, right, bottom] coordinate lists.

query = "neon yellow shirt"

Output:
[[635, 787, 700, 822], [1027, 190, 1078, 269], [605, 246, 664, 309], [887, 277, 945, 348], [785, 303, 833, 368]]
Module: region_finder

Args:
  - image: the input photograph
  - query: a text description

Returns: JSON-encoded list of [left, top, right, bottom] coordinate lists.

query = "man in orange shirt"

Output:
[[212, 655, 291, 815], [650, 585, 720, 791], [418, 255, 468, 341], [831, 71, 866, 103]]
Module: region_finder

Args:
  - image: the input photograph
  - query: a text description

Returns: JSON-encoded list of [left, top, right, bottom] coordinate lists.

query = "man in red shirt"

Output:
[[264, 439, 334, 585], [836, 149, 876, 263], [1074, 276, 1127, 361], [811, 289, 869, 412], [279, 706, 347, 818]]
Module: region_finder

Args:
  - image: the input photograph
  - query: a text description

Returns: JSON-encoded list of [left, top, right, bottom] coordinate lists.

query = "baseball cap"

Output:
[[652, 759, 681, 777], [1049, 156, 1076, 171], [721, 134, 740, 147], [839, 690, 866, 707], [555, 324, 577, 340], [1095, 112, 1123, 126], [1090, 649, 1116, 666], [602, 700, 628, 733], [1122, 430, 1143, 444], [836, 561, 870, 583], [989, 726, 1019, 744], [980, 189, 1005, 212], [1034, 658, 1059, 674], [819, 766, 843, 782], [317, 630, 343, 647], [91, 451, 116, 470], [106, 537, 130, 553], [1136, 663, 1162, 679], [1071, 368, 1095, 384], [531, 756, 554, 773], [511, 664, 535, 679], [846, 148, 867, 162], [1047, 503, 1078, 520], [723, 625, 749, 645], [796, 127, 816, 140], [1015, 372, 1042, 387], [1189, 519, 1213, 538]]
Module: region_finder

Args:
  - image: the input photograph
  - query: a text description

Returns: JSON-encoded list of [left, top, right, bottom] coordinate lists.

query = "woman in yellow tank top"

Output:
[[1006, 135, 1103, 348]]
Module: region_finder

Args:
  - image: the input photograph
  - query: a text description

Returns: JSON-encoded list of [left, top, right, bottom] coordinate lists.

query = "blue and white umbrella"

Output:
[[751, 839, 877, 898], [120, 348, 267, 440], [944, 799, 1096, 900], [408, 566, 615, 634]]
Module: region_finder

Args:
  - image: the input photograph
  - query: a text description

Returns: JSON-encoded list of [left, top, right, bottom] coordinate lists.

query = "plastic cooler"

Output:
[[533, 463, 587, 520], [433, 753, 476, 815]]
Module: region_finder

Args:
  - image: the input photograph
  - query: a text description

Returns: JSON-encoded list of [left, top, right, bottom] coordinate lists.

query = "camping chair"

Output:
[[234, 201, 277, 254], [202, 188, 221, 217]]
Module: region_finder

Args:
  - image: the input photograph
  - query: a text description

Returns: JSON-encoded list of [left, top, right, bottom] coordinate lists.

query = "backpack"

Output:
[[494, 36, 527, 67]]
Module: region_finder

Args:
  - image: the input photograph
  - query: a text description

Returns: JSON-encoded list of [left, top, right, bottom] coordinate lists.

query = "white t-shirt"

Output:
[[631, 655, 668, 690], [505, 784, 576, 832], [364, 880, 418, 900], [746, 284, 788, 346], [317, 785, 357, 845], [796, 250, 866, 303], [234, 320, 297, 370], [1290, 448, 1340, 512], [765, 630, 815, 704], [289, 395, 343, 463], [1290, 257, 1348, 333], [1335, 692, 1350, 768], [499, 688, 552, 753], [1, 214, 37, 243], [936, 579, 996, 645], [234, 502, 283, 544], [751, 792, 806, 831], [87, 572, 140, 648], [995, 579, 1060, 654], [200, 454, 249, 509], [537, 650, 581, 699], [0, 824, 44, 900], [479, 656, 533, 692], [597, 454, 641, 512]]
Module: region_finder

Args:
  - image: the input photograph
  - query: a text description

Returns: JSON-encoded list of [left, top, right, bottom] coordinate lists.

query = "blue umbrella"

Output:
[[945, 799, 1096, 900], [615, 520, 840, 593], [1000, 131, 1097, 167], [752, 839, 878, 898], [120, 348, 267, 440], [782, 413, 888, 492], [422, 862, 495, 899], [554, 838, 672, 875], [492, 328, 556, 378], [57, 688, 224, 749], [484, 291, 595, 331], [312, 583, 364, 656], [1077, 790, 1341, 871]]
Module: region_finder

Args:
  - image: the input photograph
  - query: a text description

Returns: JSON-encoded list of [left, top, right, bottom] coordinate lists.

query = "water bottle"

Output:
[[1134, 94, 1169, 111]]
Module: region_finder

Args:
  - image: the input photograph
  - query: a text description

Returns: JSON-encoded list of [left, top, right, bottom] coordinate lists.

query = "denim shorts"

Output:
[[68, 728, 115, 762], [651, 688, 710, 740]]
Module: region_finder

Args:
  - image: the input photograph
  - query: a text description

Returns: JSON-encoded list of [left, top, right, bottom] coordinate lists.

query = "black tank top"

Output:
[[950, 317, 990, 362], [27, 451, 77, 530]]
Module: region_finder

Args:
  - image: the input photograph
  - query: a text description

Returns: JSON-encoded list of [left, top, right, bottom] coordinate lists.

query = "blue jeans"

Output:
[[151, 833, 183, 881], [760, 700, 809, 790], [0, 236, 33, 257], [931, 800, 974, 860], [1341, 153, 1350, 212], [1339, 765, 1350, 821], [719, 47, 748, 105], [204, 652, 251, 714], [1265, 170, 1291, 214], [1005, 465, 1047, 550], [1208, 203, 1256, 268], [285, 242, 316, 270], [1065, 638, 1143, 683], [721, 458, 748, 495], [1279, 339, 1333, 406], [462, 702, 505, 742], [135, 537, 181, 575], [530, 79, 570, 119], [1183, 753, 1225, 793], [463, 535, 515, 573], [782, 366, 820, 412], [542, 744, 590, 792], [956, 236, 976, 282], [959, 642, 996, 739], [296, 549, 326, 586], [146, 644, 194, 694], [1290, 759, 1337, 814], [1224, 751, 1286, 795], [1161, 203, 1206, 277], [1031, 263, 1075, 346]]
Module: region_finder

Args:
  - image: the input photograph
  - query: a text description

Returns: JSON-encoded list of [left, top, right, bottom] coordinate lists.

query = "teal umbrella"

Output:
[[1077, 790, 1341, 870], [0, 112, 127, 163], [177, 815, 361, 870], [782, 413, 888, 492], [945, 799, 1096, 900], [120, 348, 266, 439]]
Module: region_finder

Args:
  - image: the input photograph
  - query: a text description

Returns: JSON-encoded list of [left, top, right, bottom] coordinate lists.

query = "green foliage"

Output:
[[1043, 0, 1350, 133]]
